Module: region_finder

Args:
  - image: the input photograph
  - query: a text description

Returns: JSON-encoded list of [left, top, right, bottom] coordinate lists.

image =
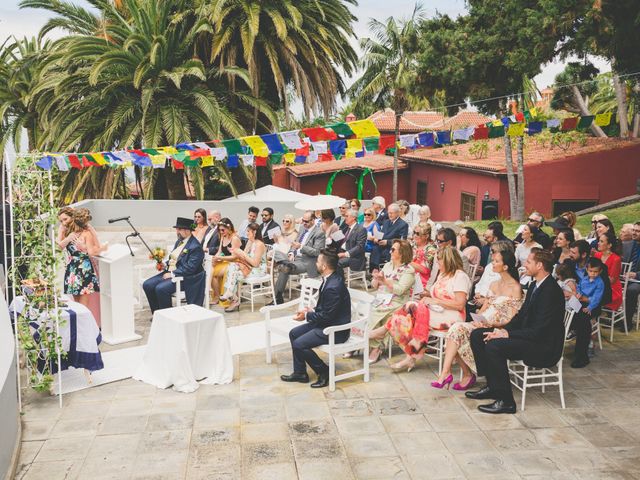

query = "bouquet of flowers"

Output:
[[149, 247, 167, 271]]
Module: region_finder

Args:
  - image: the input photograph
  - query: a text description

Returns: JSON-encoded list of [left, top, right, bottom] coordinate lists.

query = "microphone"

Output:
[[108, 216, 131, 224]]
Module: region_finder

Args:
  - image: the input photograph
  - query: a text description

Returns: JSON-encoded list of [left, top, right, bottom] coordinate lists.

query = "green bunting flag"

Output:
[[363, 137, 380, 152], [577, 115, 594, 130], [327, 122, 354, 137], [488, 125, 505, 138], [222, 139, 243, 156]]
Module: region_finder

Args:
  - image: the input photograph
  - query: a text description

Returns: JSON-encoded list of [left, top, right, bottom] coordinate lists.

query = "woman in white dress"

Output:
[[431, 248, 522, 390], [515, 224, 542, 286]]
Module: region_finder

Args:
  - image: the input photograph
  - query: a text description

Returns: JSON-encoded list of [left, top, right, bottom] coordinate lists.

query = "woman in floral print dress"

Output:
[[63, 209, 107, 307]]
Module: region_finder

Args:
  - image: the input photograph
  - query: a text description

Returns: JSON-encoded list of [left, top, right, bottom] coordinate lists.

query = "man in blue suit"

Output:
[[369, 203, 408, 271], [143, 217, 205, 314], [280, 249, 351, 388]]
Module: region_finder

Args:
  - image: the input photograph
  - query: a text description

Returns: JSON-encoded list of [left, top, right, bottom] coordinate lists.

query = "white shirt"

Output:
[[239, 219, 250, 239]]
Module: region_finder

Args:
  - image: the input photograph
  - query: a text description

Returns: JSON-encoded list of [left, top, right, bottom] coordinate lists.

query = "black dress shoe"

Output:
[[465, 386, 496, 400], [571, 358, 590, 368], [478, 400, 516, 414], [280, 373, 309, 383], [310, 373, 329, 388]]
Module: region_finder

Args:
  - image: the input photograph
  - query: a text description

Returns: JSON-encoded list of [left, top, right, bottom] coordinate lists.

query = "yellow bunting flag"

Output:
[[92, 153, 108, 166], [345, 139, 363, 158], [150, 153, 166, 166], [242, 136, 270, 157], [594, 112, 612, 127], [284, 152, 296, 164], [507, 123, 525, 137], [492, 119, 503, 127], [159, 146, 178, 155], [347, 119, 380, 139], [529, 107, 537, 118], [201, 156, 214, 167]]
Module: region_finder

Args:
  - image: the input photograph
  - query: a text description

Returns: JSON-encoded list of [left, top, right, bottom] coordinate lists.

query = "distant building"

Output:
[[537, 87, 555, 110]]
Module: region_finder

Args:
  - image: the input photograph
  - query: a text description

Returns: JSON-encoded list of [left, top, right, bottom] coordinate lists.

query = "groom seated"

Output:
[[466, 248, 565, 414], [143, 217, 205, 315]]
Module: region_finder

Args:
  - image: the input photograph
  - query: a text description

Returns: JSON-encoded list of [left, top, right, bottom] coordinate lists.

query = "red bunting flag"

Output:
[[172, 159, 184, 169], [189, 148, 210, 158], [295, 143, 310, 156], [377, 135, 396, 153], [254, 156, 267, 167], [68, 154, 82, 169], [515, 112, 525, 123], [561, 117, 578, 131], [473, 126, 489, 140], [302, 127, 337, 142], [319, 153, 334, 162]]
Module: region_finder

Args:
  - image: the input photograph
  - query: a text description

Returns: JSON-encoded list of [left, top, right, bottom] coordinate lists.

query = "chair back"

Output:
[[299, 277, 322, 309], [561, 309, 575, 354], [348, 289, 375, 337], [621, 261, 632, 278], [465, 263, 478, 295], [203, 253, 212, 308]]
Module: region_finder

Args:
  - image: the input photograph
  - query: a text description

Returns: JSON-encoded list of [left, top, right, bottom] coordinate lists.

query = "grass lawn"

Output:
[[464, 202, 640, 239]]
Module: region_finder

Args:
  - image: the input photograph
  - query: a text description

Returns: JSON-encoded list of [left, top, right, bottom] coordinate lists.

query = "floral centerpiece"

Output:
[[149, 247, 167, 271]]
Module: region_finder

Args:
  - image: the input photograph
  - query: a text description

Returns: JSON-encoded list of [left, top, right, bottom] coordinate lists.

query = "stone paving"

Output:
[[13, 228, 640, 479]]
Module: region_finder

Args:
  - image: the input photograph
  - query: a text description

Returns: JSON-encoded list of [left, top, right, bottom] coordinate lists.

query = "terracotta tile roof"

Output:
[[426, 110, 492, 131], [368, 109, 444, 133], [401, 137, 640, 174], [287, 154, 407, 177]]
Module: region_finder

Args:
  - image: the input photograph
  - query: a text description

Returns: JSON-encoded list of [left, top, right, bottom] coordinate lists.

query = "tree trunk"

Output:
[[393, 113, 400, 202], [515, 136, 526, 221], [570, 85, 607, 137], [503, 134, 517, 220], [613, 73, 630, 138], [164, 168, 187, 200], [283, 88, 291, 130], [255, 166, 271, 189], [633, 112, 639, 139]]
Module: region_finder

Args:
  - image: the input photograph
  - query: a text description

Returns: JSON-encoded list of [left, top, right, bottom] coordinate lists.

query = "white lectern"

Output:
[[98, 244, 141, 345]]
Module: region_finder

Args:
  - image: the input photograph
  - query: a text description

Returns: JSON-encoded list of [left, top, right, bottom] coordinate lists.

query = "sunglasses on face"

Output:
[[528, 218, 540, 223], [390, 247, 397, 252], [302, 218, 312, 224], [283, 220, 290, 223], [364, 213, 373, 216], [436, 239, 446, 244]]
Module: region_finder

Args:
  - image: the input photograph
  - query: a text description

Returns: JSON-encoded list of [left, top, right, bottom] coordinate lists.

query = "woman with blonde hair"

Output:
[[410, 223, 437, 288], [210, 218, 242, 304], [281, 214, 299, 243], [361, 207, 378, 253], [371, 246, 470, 372], [63, 209, 107, 308], [560, 211, 582, 240], [418, 205, 437, 240]]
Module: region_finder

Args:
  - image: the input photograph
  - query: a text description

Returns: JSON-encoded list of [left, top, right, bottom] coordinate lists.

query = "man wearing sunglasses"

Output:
[[513, 212, 551, 250], [272, 211, 325, 305], [334, 202, 350, 234], [259, 207, 280, 246]]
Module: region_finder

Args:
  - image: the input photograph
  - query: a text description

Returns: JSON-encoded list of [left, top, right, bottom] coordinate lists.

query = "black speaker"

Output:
[[482, 199, 498, 220]]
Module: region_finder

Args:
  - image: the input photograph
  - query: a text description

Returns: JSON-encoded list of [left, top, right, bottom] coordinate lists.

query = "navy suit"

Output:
[[143, 235, 205, 313], [338, 223, 368, 271], [470, 276, 565, 404], [289, 272, 351, 375], [369, 217, 409, 270], [203, 226, 220, 255]]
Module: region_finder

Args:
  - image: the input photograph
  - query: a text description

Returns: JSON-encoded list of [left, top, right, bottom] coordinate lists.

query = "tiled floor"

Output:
[[13, 229, 640, 479]]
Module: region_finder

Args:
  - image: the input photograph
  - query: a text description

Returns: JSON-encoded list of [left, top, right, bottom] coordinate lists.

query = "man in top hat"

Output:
[[143, 217, 205, 315]]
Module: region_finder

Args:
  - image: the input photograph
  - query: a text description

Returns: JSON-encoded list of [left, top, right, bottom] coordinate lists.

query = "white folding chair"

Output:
[[262, 277, 321, 363], [318, 289, 375, 391], [345, 267, 368, 291], [509, 309, 574, 411], [172, 253, 210, 308], [239, 247, 275, 312], [599, 274, 630, 342], [465, 263, 479, 296]]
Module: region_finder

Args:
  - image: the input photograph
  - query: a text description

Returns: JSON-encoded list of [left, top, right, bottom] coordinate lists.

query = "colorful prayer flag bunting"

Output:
[[280, 130, 305, 149], [417, 132, 434, 147], [561, 117, 578, 131], [327, 122, 354, 138], [302, 127, 336, 142], [507, 123, 525, 137], [436, 131, 451, 145], [348, 120, 380, 138], [594, 112, 612, 127], [577, 115, 594, 129], [261, 134, 284, 153], [242, 136, 270, 157]]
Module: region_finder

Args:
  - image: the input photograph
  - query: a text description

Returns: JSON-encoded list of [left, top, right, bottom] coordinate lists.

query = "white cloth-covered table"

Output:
[[133, 304, 233, 392]]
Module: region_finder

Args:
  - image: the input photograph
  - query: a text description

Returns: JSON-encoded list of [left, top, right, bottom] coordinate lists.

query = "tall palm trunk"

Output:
[[570, 85, 607, 137], [613, 72, 629, 138], [503, 134, 517, 220], [515, 137, 525, 221], [392, 113, 400, 202]]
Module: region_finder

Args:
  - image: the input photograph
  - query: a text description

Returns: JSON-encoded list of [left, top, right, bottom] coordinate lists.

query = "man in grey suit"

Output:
[[337, 209, 367, 272], [622, 221, 640, 330], [273, 210, 326, 304]]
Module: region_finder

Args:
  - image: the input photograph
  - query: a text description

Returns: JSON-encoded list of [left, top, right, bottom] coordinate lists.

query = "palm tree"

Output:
[[22, 0, 274, 201], [0, 36, 51, 158], [204, 0, 359, 125], [347, 3, 425, 201]]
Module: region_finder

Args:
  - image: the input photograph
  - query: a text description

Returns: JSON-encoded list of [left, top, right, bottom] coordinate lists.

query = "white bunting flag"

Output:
[[240, 154, 254, 166], [280, 130, 304, 149], [399, 134, 416, 148], [546, 118, 561, 129], [209, 147, 227, 160], [311, 141, 328, 154]]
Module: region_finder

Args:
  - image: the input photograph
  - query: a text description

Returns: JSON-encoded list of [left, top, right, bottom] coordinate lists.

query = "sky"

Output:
[[1, 0, 609, 119]]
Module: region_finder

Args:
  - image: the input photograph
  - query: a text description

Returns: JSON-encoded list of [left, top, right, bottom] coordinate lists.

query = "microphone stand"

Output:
[[122, 218, 153, 257]]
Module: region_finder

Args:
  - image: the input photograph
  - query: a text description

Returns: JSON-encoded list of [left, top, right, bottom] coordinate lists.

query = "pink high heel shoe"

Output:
[[430, 374, 453, 389], [453, 374, 477, 391]]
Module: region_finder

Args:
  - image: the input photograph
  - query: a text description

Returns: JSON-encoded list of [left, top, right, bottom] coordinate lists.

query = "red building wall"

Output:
[[407, 163, 503, 221], [519, 144, 640, 218], [286, 169, 409, 201]]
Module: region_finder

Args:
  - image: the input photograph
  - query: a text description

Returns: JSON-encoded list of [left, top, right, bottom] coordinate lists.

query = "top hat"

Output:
[[545, 216, 570, 230], [173, 217, 195, 230]]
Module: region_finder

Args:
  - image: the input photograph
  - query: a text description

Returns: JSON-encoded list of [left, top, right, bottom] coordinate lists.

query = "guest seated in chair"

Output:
[[273, 210, 325, 304], [337, 208, 368, 272], [369, 203, 408, 271], [280, 249, 351, 388], [143, 217, 205, 314], [432, 248, 522, 390], [220, 222, 267, 312], [466, 248, 565, 414]]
